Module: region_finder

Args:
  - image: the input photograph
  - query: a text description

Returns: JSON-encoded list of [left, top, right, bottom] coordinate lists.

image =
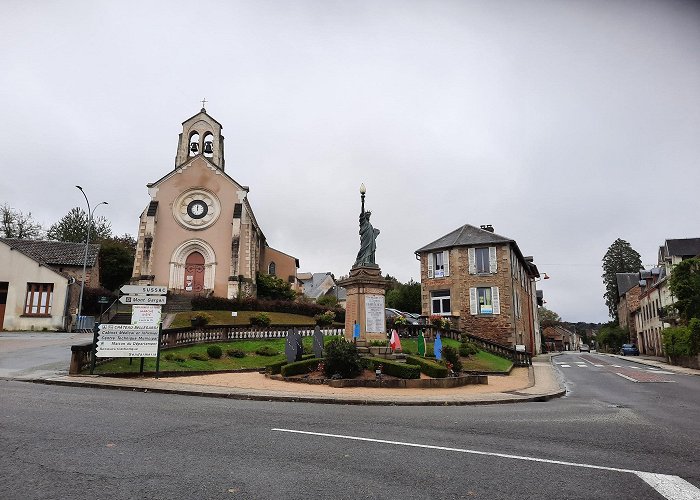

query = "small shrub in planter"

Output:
[[189, 352, 208, 361], [366, 358, 420, 379], [255, 345, 278, 356], [405, 355, 448, 378], [207, 345, 223, 359], [266, 359, 287, 374], [280, 358, 323, 377], [226, 348, 246, 358], [459, 341, 479, 357], [250, 313, 271, 327]]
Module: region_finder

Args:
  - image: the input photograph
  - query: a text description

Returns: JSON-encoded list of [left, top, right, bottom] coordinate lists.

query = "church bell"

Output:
[[190, 141, 199, 153], [203, 141, 213, 154]]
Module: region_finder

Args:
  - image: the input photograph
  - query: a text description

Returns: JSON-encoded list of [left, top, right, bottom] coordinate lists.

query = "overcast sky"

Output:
[[2, 0, 698, 323]]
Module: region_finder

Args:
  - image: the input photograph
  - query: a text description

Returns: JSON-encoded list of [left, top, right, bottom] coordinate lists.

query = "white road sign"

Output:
[[119, 295, 167, 305], [99, 324, 159, 333], [96, 323, 160, 357], [120, 285, 167, 295], [132, 305, 162, 326]]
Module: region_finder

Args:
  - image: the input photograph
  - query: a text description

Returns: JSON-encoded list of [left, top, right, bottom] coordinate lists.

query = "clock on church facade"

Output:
[[130, 108, 299, 299]]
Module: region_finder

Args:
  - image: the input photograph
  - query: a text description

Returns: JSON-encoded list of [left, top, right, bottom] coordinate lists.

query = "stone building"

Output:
[[415, 224, 541, 353], [131, 108, 298, 298], [616, 272, 641, 341]]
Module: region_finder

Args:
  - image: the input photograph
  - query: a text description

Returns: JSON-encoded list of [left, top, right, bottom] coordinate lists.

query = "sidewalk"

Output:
[[598, 352, 700, 376], [25, 354, 566, 406]]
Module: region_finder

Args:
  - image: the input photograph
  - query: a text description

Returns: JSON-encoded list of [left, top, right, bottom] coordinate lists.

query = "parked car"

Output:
[[619, 343, 640, 356], [579, 344, 590, 352]]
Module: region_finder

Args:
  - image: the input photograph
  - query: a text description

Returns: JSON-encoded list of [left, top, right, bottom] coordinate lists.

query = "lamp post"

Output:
[[76, 185, 108, 318]]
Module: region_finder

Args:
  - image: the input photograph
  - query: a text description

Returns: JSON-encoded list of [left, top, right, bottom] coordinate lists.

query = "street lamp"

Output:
[[76, 185, 108, 318]]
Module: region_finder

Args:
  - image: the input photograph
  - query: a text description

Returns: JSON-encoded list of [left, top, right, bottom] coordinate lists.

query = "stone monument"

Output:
[[338, 184, 388, 342]]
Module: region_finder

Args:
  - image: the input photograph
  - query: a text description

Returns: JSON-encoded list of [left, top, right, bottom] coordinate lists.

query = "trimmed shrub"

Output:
[[323, 338, 362, 379], [405, 355, 448, 378], [163, 353, 175, 361], [255, 345, 278, 356], [441, 345, 462, 373], [366, 358, 420, 379], [174, 355, 186, 362], [280, 358, 323, 377], [314, 310, 336, 326], [206, 345, 223, 359], [250, 312, 271, 327], [663, 326, 692, 357], [226, 348, 246, 358], [188, 352, 208, 361], [190, 312, 212, 327], [459, 341, 479, 357], [266, 360, 287, 375]]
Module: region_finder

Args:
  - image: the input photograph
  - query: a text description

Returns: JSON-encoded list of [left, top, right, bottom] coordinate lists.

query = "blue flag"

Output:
[[353, 322, 360, 338]]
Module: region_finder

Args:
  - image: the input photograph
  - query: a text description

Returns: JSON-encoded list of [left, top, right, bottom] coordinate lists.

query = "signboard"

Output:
[[515, 344, 526, 352], [364, 295, 385, 333], [119, 295, 167, 305], [132, 305, 162, 326], [98, 296, 110, 304], [120, 285, 167, 295], [96, 324, 159, 358]]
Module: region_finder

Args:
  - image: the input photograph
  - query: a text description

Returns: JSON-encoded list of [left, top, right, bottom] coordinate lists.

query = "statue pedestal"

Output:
[[338, 265, 387, 342]]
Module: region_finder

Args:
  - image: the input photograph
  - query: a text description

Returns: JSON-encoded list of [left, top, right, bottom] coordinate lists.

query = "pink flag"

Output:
[[390, 329, 402, 352]]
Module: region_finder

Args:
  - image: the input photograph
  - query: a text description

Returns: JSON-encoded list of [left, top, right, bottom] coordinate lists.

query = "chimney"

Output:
[[480, 224, 494, 233]]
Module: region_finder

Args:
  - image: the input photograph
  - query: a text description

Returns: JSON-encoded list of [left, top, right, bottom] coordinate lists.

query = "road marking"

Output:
[[615, 373, 638, 382], [613, 365, 622, 367], [272, 428, 700, 500], [594, 364, 604, 367], [650, 371, 674, 375], [559, 364, 571, 368], [576, 364, 587, 367]]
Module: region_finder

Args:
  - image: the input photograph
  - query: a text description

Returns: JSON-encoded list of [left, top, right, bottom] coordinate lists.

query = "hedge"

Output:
[[280, 358, 323, 377], [266, 354, 315, 375], [405, 355, 448, 378], [365, 358, 420, 379], [191, 296, 345, 322]]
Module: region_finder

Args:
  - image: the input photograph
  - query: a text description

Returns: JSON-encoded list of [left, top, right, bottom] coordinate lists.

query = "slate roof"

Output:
[[300, 272, 335, 299], [0, 238, 99, 267], [616, 273, 640, 297], [416, 224, 513, 253], [665, 238, 700, 258]]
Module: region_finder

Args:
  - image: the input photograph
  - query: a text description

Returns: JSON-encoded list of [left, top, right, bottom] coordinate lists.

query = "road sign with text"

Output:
[[96, 324, 159, 358], [119, 295, 167, 305], [119, 285, 167, 295]]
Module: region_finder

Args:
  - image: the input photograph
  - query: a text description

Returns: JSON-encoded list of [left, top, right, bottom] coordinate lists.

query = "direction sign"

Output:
[[119, 295, 167, 305], [99, 324, 159, 333], [120, 285, 167, 295], [96, 323, 160, 358]]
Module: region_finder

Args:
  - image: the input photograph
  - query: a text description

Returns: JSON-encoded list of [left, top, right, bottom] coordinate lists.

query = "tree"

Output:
[[597, 322, 629, 352], [538, 306, 561, 328], [602, 238, 642, 320], [256, 272, 296, 301], [47, 207, 111, 243], [99, 235, 136, 291], [669, 257, 700, 324], [0, 204, 44, 239]]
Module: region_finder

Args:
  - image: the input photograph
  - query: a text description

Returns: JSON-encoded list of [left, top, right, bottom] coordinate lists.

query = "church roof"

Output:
[[146, 154, 248, 192], [182, 108, 223, 128], [0, 238, 99, 267]]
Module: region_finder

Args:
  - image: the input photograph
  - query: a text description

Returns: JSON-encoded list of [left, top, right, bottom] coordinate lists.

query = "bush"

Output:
[[207, 345, 223, 359], [316, 295, 339, 308], [174, 355, 186, 362], [314, 310, 336, 326], [226, 348, 246, 358], [189, 352, 208, 361], [190, 311, 212, 327], [690, 318, 700, 355], [459, 341, 479, 357], [280, 358, 323, 377], [663, 326, 692, 357], [365, 358, 420, 379], [266, 360, 287, 374], [163, 353, 175, 361], [190, 295, 345, 323], [250, 313, 271, 327], [441, 345, 462, 373], [405, 355, 448, 378], [255, 345, 278, 357], [323, 338, 362, 378]]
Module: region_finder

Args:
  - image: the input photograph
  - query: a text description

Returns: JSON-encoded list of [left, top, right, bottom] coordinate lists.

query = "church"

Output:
[[131, 107, 299, 299]]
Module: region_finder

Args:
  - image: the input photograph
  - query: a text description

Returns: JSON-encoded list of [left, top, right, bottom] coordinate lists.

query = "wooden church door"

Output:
[[184, 252, 205, 293]]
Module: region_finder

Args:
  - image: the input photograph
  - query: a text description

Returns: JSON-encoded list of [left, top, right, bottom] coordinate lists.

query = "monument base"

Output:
[[338, 265, 387, 342]]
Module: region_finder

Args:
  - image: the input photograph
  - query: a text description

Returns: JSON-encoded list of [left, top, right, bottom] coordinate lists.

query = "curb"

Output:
[[18, 375, 567, 407], [598, 352, 700, 375]]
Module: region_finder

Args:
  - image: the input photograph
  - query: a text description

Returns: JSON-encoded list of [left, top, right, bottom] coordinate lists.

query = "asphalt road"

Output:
[[0, 331, 92, 379], [1, 350, 699, 500]]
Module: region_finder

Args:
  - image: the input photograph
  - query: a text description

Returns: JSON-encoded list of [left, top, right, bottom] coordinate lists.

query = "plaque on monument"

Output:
[[313, 326, 324, 358], [365, 295, 385, 333]]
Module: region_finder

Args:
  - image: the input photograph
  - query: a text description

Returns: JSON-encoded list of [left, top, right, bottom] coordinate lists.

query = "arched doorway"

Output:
[[184, 252, 205, 293]]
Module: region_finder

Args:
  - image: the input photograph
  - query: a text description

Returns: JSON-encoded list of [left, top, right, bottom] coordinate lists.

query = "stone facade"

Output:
[[416, 225, 541, 353]]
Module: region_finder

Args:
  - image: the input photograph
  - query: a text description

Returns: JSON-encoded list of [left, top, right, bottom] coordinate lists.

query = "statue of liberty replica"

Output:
[[353, 184, 380, 268], [339, 183, 387, 341]]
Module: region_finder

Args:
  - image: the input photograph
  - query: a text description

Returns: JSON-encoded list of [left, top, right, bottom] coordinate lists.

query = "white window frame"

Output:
[[469, 247, 497, 274], [431, 290, 451, 315], [428, 250, 450, 278], [24, 282, 53, 316], [470, 286, 500, 315]]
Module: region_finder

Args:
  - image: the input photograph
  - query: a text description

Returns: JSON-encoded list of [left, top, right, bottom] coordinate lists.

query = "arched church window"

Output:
[[268, 262, 276, 276], [189, 132, 200, 156], [203, 132, 214, 157]]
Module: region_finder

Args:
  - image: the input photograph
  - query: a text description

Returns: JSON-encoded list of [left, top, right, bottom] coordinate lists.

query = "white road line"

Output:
[[560, 364, 571, 368], [649, 371, 674, 375], [576, 364, 587, 367], [271, 428, 700, 500], [594, 364, 604, 367], [615, 373, 638, 382], [613, 365, 622, 368]]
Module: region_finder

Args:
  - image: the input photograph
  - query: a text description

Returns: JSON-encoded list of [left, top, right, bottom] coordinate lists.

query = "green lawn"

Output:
[[461, 351, 513, 373]]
